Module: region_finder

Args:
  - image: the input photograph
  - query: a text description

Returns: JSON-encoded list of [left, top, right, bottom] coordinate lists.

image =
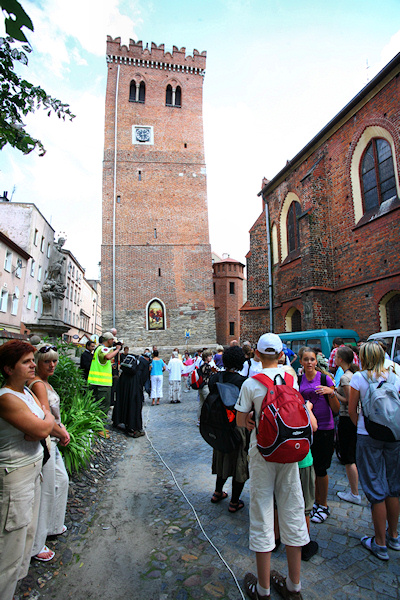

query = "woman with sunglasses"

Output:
[[0, 340, 55, 600], [28, 343, 70, 562]]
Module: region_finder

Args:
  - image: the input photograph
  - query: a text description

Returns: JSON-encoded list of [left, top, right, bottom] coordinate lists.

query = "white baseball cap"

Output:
[[257, 333, 283, 355]]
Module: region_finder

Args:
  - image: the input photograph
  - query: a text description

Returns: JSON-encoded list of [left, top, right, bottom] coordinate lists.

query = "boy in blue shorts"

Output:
[[235, 333, 309, 600]]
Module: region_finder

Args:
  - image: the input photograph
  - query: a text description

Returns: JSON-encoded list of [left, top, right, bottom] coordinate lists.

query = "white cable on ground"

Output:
[[142, 402, 246, 600]]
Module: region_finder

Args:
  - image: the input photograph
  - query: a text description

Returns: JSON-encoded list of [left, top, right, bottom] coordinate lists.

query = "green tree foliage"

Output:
[[0, 0, 75, 155]]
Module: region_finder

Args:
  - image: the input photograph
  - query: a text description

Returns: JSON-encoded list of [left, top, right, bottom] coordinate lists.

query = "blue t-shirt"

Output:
[[151, 359, 165, 376]]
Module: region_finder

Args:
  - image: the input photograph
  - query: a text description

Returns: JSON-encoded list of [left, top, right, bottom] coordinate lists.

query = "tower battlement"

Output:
[[106, 37, 206, 75]]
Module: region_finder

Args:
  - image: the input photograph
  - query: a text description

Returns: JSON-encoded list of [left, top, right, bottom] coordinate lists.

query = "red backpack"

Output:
[[252, 372, 312, 464]]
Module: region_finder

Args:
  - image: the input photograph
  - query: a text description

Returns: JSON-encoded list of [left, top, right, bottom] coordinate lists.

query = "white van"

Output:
[[367, 329, 400, 364]]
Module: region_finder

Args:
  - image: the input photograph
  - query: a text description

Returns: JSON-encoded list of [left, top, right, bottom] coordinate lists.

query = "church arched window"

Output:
[[287, 201, 301, 254], [138, 81, 145, 103], [175, 86, 182, 107], [129, 80, 136, 102], [361, 138, 397, 213], [166, 84, 182, 107]]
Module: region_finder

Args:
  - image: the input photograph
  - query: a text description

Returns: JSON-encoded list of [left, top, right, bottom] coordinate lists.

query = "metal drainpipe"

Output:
[[112, 63, 120, 329], [264, 198, 274, 332]]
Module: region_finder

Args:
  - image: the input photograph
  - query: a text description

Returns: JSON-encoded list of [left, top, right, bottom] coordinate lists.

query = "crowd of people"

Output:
[[0, 331, 399, 600]]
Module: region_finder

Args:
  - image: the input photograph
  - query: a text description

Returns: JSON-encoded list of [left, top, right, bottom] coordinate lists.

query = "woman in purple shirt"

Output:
[[299, 347, 339, 523]]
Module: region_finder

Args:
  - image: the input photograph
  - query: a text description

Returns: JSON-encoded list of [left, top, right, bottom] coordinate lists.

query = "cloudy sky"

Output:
[[1, 0, 400, 278]]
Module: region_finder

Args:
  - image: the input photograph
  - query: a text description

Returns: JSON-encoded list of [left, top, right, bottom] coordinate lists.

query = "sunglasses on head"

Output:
[[38, 345, 57, 354]]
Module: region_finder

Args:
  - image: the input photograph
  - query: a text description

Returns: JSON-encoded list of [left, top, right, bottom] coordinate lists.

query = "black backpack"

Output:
[[199, 373, 241, 453]]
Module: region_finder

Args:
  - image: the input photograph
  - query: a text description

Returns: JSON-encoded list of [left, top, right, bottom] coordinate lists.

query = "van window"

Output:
[[393, 337, 400, 364], [291, 340, 306, 353], [306, 339, 322, 350], [342, 338, 357, 347]]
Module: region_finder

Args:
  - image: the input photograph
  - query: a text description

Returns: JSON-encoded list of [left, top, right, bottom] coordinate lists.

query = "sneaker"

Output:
[[301, 540, 319, 561], [337, 490, 361, 505], [311, 505, 330, 523], [386, 532, 400, 551], [361, 536, 389, 560]]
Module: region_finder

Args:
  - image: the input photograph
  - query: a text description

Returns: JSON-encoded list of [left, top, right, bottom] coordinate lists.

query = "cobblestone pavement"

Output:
[[17, 375, 400, 599]]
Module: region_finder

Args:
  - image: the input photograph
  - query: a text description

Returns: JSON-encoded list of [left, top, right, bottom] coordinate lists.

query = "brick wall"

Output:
[[241, 57, 400, 342], [213, 258, 244, 345]]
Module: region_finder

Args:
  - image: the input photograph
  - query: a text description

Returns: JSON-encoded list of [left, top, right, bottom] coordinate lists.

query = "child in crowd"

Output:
[[235, 333, 309, 600]]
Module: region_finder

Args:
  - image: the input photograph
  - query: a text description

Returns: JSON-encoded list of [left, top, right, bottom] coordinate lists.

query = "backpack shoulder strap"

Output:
[[252, 373, 273, 387]]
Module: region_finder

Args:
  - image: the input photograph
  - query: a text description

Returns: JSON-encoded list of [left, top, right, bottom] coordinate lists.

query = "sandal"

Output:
[[271, 570, 303, 599], [228, 499, 244, 513], [211, 491, 228, 504], [244, 572, 270, 600], [310, 505, 330, 523], [98, 430, 110, 439], [361, 536, 389, 560], [33, 545, 55, 562]]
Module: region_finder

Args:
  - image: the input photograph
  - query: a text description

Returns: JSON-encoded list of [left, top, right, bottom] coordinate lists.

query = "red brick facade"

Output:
[[213, 256, 244, 345], [241, 53, 400, 343], [102, 38, 216, 350]]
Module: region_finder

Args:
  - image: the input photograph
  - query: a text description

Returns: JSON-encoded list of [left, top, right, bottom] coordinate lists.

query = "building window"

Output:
[[40, 236, 45, 252], [229, 322, 235, 336], [0, 289, 8, 312], [34, 229, 38, 245], [27, 292, 32, 310], [34, 295, 39, 312], [64, 308, 67, 321], [213, 282, 216, 294], [386, 293, 400, 330], [11, 288, 19, 315], [361, 138, 397, 213], [287, 201, 301, 254], [30, 259, 35, 277], [37, 265, 42, 282], [129, 80, 145, 103], [229, 282, 235, 295], [4, 250, 12, 272], [166, 84, 182, 107], [47, 242, 51, 258]]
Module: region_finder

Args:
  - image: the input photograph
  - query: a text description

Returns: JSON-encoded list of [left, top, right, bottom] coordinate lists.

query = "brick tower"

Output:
[[102, 37, 216, 351]]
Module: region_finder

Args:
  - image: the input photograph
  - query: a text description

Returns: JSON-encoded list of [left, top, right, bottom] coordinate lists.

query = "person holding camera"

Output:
[[88, 332, 122, 415]]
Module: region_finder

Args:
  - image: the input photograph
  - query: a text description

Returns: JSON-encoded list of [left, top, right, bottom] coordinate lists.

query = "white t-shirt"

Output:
[[167, 357, 184, 381], [235, 367, 298, 455], [350, 370, 400, 435]]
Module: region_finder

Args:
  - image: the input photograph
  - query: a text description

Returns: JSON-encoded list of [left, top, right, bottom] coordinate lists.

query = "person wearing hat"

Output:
[[87, 332, 122, 415], [235, 333, 309, 600]]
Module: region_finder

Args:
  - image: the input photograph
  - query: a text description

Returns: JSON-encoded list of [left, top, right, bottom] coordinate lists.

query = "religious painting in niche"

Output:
[[148, 300, 165, 330]]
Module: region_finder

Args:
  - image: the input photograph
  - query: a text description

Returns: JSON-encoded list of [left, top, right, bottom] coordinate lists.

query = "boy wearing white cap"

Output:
[[235, 333, 309, 600]]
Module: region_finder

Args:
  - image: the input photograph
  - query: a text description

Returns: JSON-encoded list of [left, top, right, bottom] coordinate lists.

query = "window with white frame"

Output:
[[4, 250, 12, 272], [34, 295, 39, 312], [37, 265, 42, 281], [0, 289, 8, 312], [40, 236, 45, 252], [11, 288, 19, 315], [47, 243, 51, 258], [30, 260, 35, 277], [34, 229, 38, 245], [15, 258, 22, 278], [27, 292, 32, 309]]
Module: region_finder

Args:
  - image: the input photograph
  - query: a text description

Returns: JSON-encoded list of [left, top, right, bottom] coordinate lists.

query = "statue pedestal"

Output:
[[26, 317, 69, 342]]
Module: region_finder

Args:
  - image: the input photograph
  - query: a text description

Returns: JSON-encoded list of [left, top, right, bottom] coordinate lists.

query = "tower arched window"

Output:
[[129, 80, 145, 103], [287, 201, 301, 254], [166, 84, 173, 106], [166, 84, 182, 107], [361, 138, 397, 212], [175, 86, 182, 107]]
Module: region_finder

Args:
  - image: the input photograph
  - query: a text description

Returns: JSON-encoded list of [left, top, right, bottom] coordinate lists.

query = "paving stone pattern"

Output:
[[15, 374, 400, 599]]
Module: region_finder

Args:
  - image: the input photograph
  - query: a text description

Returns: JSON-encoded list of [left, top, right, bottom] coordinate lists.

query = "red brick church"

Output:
[[241, 53, 400, 342]]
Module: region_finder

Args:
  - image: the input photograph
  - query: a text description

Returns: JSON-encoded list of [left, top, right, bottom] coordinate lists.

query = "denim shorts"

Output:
[[356, 434, 400, 504]]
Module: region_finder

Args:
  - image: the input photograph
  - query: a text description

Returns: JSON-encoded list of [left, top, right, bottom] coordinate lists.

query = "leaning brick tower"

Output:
[[101, 37, 216, 351]]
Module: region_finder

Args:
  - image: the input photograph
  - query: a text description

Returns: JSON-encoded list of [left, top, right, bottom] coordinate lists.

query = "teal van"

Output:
[[277, 329, 359, 372]]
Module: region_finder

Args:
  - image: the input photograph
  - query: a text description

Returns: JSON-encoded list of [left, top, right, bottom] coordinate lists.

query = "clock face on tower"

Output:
[[133, 125, 153, 145]]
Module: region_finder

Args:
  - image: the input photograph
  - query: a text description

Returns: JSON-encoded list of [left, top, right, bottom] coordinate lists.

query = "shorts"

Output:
[[311, 428, 334, 477], [299, 465, 316, 516], [337, 416, 357, 465], [356, 434, 400, 504], [248, 451, 309, 552]]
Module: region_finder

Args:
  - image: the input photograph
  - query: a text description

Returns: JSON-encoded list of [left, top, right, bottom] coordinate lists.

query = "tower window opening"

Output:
[[166, 84, 182, 107], [154, 228, 157, 239], [138, 170, 142, 181], [158, 268, 161, 277], [129, 80, 146, 103], [184, 143, 187, 148]]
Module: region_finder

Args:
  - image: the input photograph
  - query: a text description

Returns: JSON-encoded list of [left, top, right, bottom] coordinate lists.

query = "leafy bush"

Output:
[[49, 341, 107, 474]]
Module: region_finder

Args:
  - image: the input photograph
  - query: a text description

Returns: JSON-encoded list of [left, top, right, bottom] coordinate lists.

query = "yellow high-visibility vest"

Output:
[[87, 346, 112, 386]]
